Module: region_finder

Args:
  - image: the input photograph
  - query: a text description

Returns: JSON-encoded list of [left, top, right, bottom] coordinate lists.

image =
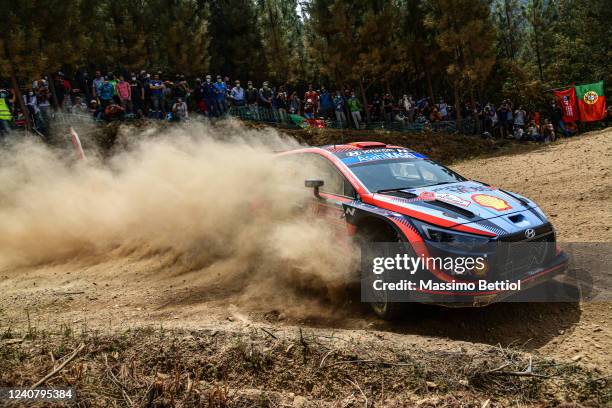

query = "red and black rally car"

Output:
[[280, 141, 569, 319]]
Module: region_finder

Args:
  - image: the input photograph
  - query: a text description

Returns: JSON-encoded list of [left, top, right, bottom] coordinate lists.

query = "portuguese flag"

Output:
[[574, 81, 606, 122]]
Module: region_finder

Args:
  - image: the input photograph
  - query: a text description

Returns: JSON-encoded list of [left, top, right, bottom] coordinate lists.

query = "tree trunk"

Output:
[[425, 66, 435, 103], [469, 82, 480, 134], [359, 78, 370, 123], [532, 8, 544, 81], [46, 71, 60, 110], [453, 82, 462, 131], [10, 72, 32, 131], [3, 41, 32, 130]]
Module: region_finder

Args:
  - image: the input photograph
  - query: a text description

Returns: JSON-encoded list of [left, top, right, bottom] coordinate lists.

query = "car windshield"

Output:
[[348, 158, 466, 192]]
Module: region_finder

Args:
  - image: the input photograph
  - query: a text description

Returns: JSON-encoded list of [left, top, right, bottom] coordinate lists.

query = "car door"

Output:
[[302, 153, 357, 235]]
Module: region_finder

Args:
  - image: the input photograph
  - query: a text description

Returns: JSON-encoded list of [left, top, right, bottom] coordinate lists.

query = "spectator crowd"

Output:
[[1, 69, 607, 141]]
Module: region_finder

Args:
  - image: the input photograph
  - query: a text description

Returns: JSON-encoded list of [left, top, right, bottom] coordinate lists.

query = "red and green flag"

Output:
[[574, 81, 606, 122]]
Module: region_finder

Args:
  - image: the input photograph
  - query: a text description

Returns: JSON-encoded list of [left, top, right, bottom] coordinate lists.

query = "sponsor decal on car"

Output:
[[418, 191, 436, 201], [341, 150, 427, 165], [432, 184, 494, 193], [435, 193, 471, 208], [471, 194, 512, 211]]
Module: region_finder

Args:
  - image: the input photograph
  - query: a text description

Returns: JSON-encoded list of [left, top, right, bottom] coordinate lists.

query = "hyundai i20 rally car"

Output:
[[280, 141, 569, 319]]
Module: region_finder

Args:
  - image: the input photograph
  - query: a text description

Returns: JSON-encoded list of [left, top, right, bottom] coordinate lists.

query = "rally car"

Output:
[[280, 141, 569, 319]]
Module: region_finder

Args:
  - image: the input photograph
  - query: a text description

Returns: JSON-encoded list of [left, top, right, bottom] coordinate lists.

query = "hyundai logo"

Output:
[[525, 228, 536, 239]]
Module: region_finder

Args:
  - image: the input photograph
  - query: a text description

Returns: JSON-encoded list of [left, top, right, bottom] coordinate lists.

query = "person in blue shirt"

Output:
[[148, 74, 164, 118], [229, 80, 245, 106], [213, 75, 227, 115], [99, 78, 115, 108], [318, 86, 333, 119]]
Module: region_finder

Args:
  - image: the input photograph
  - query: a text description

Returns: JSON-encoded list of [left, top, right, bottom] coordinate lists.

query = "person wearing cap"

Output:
[[202, 75, 217, 117], [213, 75, 227, 115]]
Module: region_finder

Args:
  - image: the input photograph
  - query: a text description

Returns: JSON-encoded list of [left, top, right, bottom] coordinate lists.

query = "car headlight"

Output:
[[412, 220, 491, 250]]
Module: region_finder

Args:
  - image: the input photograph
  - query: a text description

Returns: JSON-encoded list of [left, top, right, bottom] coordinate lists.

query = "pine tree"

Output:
[[256, 0, 303, 84], [207, 0, 266, 82], [305, 0, 401, 120], [424, 0, 496, 126]]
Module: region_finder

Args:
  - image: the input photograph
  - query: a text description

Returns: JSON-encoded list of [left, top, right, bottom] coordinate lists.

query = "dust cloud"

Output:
[[0, 121, 358, 305]]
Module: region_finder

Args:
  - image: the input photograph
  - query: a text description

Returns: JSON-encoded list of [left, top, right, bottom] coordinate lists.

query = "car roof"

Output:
[[319, 141, 414, 156]]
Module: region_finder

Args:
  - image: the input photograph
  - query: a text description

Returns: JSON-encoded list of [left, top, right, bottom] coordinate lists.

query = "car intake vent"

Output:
[[382, 191, 418, 199], [426, 200, 476, 219]]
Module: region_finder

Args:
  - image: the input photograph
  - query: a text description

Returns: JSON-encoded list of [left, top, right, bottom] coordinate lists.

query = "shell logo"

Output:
[[471, 194, 512, 211]]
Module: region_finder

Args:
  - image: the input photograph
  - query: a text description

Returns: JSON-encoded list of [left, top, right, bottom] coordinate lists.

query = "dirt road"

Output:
[[0, 126, 610, 406]]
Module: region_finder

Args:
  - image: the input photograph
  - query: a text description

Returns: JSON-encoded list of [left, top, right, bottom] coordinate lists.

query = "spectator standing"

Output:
[[230, 80, 245, 106], [116, 76, 132, 113], [550, 100, 563, 134], [438, 98, 448, 120], [497, 101, 510, 138], [304, 84, 318, 113], [303, 98, 315, 119], [0, 89, 11, 135], [288, 91, 301, 115], [202, 75, 217, 117], [92, 71, 104, 100], [319, 86, 332, 119], [24, 89, 40, 128], [174, 75, 189, 106], [245, 81, 259, 118], [259, 81, 273, 111], [276, 86, 288, 123], [129, 73, 145, 116], [213, 75, 227, 115], [542, 119, 555, 142], [400, 95, 414, 122], [333, 91, 347, 126], [163, 80, 175, 116], [107, 72, 118, 103], [347, 91, 362, 129], [148, 74, 164, 118], [54, 73, 69, 110], [514, 106, 526, 129], [383, 93, 394, 123], [371, 93, 382, 121]]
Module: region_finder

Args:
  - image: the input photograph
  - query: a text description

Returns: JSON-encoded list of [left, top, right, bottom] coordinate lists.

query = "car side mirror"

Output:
[[305, 179, 324, 198]]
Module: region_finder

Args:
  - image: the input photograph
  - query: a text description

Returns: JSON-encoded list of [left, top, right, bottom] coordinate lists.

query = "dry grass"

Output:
[[0, 324, 608, 407]]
